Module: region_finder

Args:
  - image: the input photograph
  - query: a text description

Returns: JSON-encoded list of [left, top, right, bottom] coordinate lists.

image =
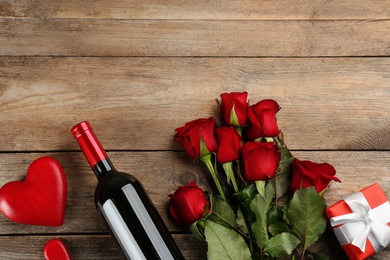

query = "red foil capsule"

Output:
[[71, 121, 108, 167]]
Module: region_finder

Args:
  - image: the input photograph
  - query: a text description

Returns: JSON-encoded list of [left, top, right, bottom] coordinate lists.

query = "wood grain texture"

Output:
[[1, 57, 390, 151], [1, 0, 390, 20], [0, 234, 207, 259], [0, 151, 388, 235], [1, 19, 390, 57], [1, 0, 390, 258], [0, 233, 385, 260], [0, 151, 388, 258]]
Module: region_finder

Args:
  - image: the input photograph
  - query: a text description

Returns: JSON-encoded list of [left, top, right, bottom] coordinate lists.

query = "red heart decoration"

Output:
[[43, 238, 72, 260], [0, 156, 67, 226]]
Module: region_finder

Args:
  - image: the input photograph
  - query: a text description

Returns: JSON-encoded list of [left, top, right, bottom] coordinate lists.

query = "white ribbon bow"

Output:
[[330, 191, 390, 253]]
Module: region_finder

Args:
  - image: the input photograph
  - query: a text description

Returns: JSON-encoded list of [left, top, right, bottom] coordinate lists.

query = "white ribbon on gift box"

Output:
[[330, 191, 390, 253]]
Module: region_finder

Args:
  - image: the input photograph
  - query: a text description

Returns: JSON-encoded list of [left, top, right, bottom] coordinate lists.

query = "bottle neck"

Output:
[[92, 158, 115, 179], [71, 121, 115, 179]]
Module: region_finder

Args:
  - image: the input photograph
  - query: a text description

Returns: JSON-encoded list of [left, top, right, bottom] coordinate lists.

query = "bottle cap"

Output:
[[71, 121, 108, 167]]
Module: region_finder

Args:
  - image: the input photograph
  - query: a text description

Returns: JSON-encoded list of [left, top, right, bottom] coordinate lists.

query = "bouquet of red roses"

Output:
[[170, 92, 340, 259]]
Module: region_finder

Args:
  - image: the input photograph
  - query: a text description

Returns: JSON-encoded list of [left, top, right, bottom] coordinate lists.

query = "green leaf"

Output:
[[287, 187, 327, 249], [273, 146, 294, 198], [266, 206, 285, 226], [249, 182, 275, 249], [236, 183, 257, 205], [235, 183, 257, 225], [250, 193, 271, 249], [190, 221, 206, 241], [263, 232, 300, 257], [236, 208, 249, 235], [265, 182, 275, 205], [208, 196, 237, 230], [268, 222, 292, 236], [205, 220, 251, 260], [255, 180, 266, 198]]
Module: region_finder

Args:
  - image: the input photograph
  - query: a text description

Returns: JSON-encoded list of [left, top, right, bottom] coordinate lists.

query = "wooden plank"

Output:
[[1, 19, 390, 57], [1, 0, 390, 20], [0, 231, 386, 259], [0, 151, 200, 234], [0, 151, 388, 235], [0, 234, 207, 259], [1, 57, 390, 151], [1, 1, 388, 260], [2, 233, 389, 259]]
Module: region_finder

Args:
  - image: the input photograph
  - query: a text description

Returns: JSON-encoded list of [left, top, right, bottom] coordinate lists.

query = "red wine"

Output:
[[71, 121, 184, 260]]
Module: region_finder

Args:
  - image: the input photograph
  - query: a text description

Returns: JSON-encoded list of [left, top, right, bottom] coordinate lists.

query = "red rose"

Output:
[[216, 127, 242, 164], [174, 117, 217, 160], [242, 142, 281, 181], [290, 158, 340, 194], [247, 99, 280, 139], [220, 92, 248, 126], [169, 181, 210, 226]]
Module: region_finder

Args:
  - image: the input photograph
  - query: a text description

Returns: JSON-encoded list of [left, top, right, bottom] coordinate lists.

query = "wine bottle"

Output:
[[71, 121, 184, 260]]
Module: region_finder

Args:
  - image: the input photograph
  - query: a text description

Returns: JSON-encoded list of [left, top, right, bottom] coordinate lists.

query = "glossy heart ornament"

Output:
[[0, 156, 67, 226], [43, 238, 72, 260]]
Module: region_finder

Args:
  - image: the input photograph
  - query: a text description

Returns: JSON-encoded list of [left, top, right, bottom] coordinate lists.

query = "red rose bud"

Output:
[[216, 127, 242, 164], [174, 117, 217, 160], [169, 181, 210, 226], [242, 142, 281, 181], [220, 92, 248, 126], [247, 99, 280, 139], [290, 158, 340, 194]]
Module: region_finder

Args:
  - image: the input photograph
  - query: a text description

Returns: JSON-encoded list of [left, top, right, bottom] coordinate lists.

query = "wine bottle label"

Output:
[[101, 184, 174, 260], [102, 199, 146, 260]]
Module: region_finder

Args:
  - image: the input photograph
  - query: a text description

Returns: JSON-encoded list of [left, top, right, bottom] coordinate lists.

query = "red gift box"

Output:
[[326, 183, 390, 260]]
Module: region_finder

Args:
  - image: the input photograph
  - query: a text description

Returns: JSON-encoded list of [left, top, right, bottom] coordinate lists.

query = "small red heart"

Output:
[[0, 156, 67, 226], [43, 238, 72, 260]]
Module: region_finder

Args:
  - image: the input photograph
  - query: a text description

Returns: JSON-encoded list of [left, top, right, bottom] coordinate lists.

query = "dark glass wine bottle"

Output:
[[71, 121, 184, 260]]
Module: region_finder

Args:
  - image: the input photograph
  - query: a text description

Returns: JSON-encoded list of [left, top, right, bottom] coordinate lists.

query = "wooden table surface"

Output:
[[1, 1, 390, 259]]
